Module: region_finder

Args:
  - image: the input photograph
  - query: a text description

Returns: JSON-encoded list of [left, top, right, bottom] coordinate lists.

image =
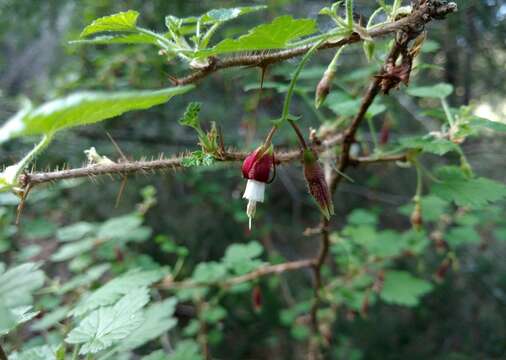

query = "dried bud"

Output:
[[410, 201, 423, 231], [376, 57, 412, 94], [435, 258, 452, 283], [314, 70, 335, 109], [242, 146, 274, 229], [379, 120, 391, 145], [303, 149, 334, 220], [252, 285, 262, 312]]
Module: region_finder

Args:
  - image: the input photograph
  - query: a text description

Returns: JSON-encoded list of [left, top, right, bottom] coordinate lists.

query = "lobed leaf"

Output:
[[407, 83, 453, 98]]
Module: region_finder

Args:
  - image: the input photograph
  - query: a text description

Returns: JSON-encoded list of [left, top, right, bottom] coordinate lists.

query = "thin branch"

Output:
[[20, 134, 343, 188], [172, 2, 456, 86], [161, 259, 315, 290]]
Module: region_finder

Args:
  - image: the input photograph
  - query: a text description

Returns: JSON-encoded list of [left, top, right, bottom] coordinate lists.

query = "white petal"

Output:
[[242, 179, 265, 203]]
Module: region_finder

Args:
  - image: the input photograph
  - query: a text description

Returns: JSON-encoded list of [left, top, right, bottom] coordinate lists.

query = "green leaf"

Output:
[[347, 209, 378, 226], [222, 241, 264, 275], [10, 345, 57, 360], [399, 135, 460, 155], [0, 86, 194, 143], [446, 226, 480, 248], [421, 39, 440, 53], [57, 264, 110, 295], [0, 262, 45, 308], [70, 269, 164, 317], [198, 16, 317, 57], [179, 102, 201, 129], [51, 238, 96, 262], [192, 262, 227, 283], [57, 221, 96, 242], [201, 6, 267, 23], [380, 271, 433, 306], [406, 83, 453, 98], [0, 305, 39, 335], [80, 10, 140, 37], [66, 288, 150, 355], [97, 213, 143, 241], [181, 151, 215, 168], [468, 117, 506, 133], [31, 306, 70, 332], [119, 298, 178, 351], [71, 33, 157, 45], [431, 166, 506, 208], [399, 196, 449, 222], [166, 340, 203, 360]]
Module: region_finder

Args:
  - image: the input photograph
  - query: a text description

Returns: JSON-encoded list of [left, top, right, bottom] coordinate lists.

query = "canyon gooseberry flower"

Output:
[[242, 145, 274, 229], [303, 149, 334, 220]]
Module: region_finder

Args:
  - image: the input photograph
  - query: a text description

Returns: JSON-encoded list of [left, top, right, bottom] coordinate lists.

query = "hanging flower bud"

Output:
[[379, 120, 391, 145], [303, 149, 334, 220], [410, 201, 423, 231], [314, 69, 335, 109], [242, 145, 274, 229], [251, 285, 262, 312]]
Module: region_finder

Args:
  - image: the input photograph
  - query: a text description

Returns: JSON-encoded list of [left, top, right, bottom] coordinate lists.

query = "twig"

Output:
[[172, 2, 456, 86], [0, 343, 7, 360], [161, 259, 314, 290]]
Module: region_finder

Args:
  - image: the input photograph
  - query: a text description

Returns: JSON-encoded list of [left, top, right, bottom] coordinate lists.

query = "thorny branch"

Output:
[[172, 0, 457, 86], [307, 1, 457, 359], [20, 134, 405, 188]]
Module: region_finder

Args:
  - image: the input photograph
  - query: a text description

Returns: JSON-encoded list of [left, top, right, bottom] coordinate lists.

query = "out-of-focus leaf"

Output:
[[380, 271, 433, 306], [200, 6, 266, 23], [431, 166, 506, 208], [51, 238, 96, 262], [57, 264, 110, 295], [399, 135, 460, 155], [10, 345, 57, 360], [192, 262, 227, 283], [406, 83, 453, 98], [0, 86, 194, 143], [446, 226, 480, 248], [31, 306, 70, 331], [71, 33, 157, 45], [70, 269, 164, 317], [80, 10, 140, 37], [56, 222, 97, 242], [166, 340, 203, 360], [0, 262, 45, 307]]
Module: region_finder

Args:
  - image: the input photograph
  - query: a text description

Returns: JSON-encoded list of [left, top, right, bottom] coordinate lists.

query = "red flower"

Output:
[[242, 146, 273, 183], [242, 146, 274, 229]]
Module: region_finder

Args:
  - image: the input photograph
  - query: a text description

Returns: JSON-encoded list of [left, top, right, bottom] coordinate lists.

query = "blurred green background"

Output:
[[1, 1, 506, 359]]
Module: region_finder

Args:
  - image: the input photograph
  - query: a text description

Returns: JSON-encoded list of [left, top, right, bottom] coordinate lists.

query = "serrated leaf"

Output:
[[0, 262, 45, 307], [406, 83, 453, 98], [57, 221, 97, 242], [70, 269, 164, 317], [201, 6, 266, 23], [142, 350, 169, 360], [71, 33, 157, 45], [80, 10, 140, 37], [347, 209, 378, 226], [66, 288, 150, 355], [380, 271, 433, 306], [431, 166, 506, 208], [119, 298, 178, 351], [0, 86, 194, 143], [399, 195, 449, 222], [399, 135, 460, 155], [198, 16, 316, 57], [179, 102, 201, 129]]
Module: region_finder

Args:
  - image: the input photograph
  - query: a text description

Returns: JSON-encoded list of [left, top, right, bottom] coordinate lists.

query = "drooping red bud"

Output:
[[379, 120, 391, 145], [242, 146, 273, 183], [252, 285, 262, 312], [303, 149, 334, 220]]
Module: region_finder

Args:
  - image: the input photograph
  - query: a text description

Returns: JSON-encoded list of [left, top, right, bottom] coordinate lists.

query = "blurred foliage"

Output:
[[1, 1, 506, 359]]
